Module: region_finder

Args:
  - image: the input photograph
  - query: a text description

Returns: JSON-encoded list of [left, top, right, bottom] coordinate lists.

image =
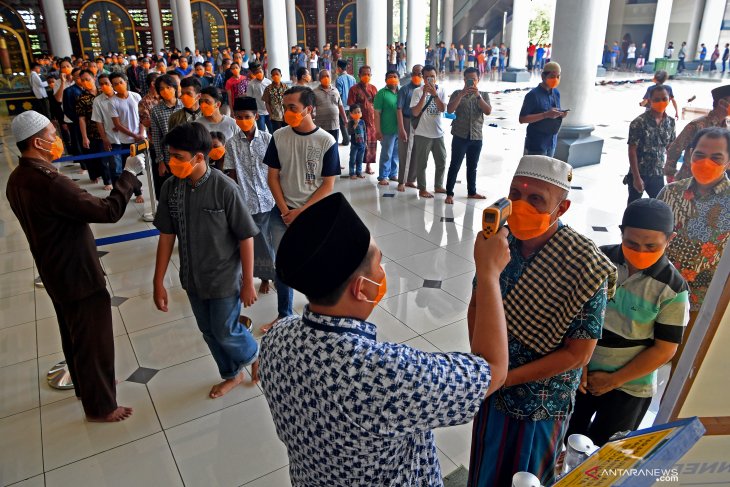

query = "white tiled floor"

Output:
[[0, 70, 717, 486]]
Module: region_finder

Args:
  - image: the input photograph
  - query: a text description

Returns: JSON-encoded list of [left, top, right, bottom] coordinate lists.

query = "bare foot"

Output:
[[445, 196, 454, 204], [103, 184, 113, 191], [357, 174, 365, 179], [350, 175, 357, 180], [378, 180, 389, 186], [260, 317, 279, 334], [419, 190, 434, 198], [209, 372, 244, 398], [397, 184, 405, 192], [87, 406, 134, 422], [365, 165, 374, 174], [468, 193, 487, 200], [405, 182, 417, 188], [259, 280, 271, 294], [249, 360, 260, 384], [434, 187, 447, 194], [134, 195, 145, 203]]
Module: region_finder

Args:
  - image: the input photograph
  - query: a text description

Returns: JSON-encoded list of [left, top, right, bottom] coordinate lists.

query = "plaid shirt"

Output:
[[628, 110, 676, 176], [658, 175, 730, 311], [150, 100, 182, 166]]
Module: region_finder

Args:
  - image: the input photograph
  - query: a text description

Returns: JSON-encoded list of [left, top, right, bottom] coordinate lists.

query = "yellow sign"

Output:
[[555, 429, 674, 486]]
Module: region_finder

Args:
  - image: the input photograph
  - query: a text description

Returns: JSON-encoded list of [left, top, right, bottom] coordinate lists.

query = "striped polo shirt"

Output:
[[588, 244, 690, 398]]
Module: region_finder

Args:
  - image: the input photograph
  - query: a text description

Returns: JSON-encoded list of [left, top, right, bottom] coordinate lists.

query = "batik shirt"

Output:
[[262, 83, 286, 121], [658, 175, 730, 311], [259, 307, 492, 487], [664, 115, 727, 180], [75, 91, 101, 140], [628, 110, 676, 176]]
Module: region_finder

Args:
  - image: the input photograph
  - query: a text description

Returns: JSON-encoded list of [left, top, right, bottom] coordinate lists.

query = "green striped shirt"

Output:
[[588, 244, 689, 397]]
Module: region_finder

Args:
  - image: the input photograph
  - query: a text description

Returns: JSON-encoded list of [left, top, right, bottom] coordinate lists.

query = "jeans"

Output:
[[112, 143, 142, 196], [89, 139, 113, 185], [270, 207, 294, 318], [378, 133, 399, 180], [449, 60, 455, 72], [627, 173, 665, 205], [349, 142, 366, 176], [446, 136, 483, 196], [458, 60, 464, 72], [271, 119, 285, 132], [187, 292, 259, 379], [723, 59, 728, 72], [678, 57, 686, 71], [524, 138, 556, 158], [257, 114, 271, 132]]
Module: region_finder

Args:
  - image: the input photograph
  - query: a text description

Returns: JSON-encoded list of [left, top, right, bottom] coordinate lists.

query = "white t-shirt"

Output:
[[246, 78, 272, 114], [309, 54, 319, 69], [194, 115, 240, 142], [410, 85, 447, 138], [110, 92, 142, 143], [91, 94, 121, 144]]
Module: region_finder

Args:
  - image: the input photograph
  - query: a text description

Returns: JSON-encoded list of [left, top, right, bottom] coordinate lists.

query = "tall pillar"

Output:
[[286, 0, 298, 48], [697, 0, 725, 59], [264, 0, 291, 82], [147, 0, 165, 52], [686, 0, 705, 61], [552, 0, 611, 167], [387, 0, 394, 44], [170, 0, 181, 49], [317, 0, 326, 48], [503, 0, 530, 81], [442, 0, 453, 48], [407, 0, 426, 68], [41, 0, 73, 58], [238, 0, 252, 50], [648, 0, 673, 62], [0, 38, 12, 74], [429, 0, 439, 46], [357, 0, 387, 83], [176, 0, 196, 52], [399, 0, 407, 43]]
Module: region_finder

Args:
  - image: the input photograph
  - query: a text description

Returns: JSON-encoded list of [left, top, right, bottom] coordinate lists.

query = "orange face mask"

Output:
[[209, 146, 226, 160], [351, 112, 362, 121], [359, 75, 371, 84], [236, 118, 255, 132], [691, 158, 727, 184], [411, 75, 422, 85], [180, 94, 196, 109], [284, 109, 305, 127], [320, 76, 331, 88], [651, 100, 669, 113], [100, 84, 114, 96], [195, 69, 205, 77], [200, 102, 216, 117], [254, 72, 264, 80], [114, 85, 127, 96], [168, 156, 195, 179], [82, 80, 95, 91], [361, 266, 387, 307], [507, 199, 560, 241], [386, 77, 399, 87], [38, 135, 64, 161], [622, 244, 664, 270], [544, 77, 560, 89], [272, 74, 281, 83], [90, 66, 98, 75], [231, 68, 240, 76], [159, 86, 175, 101], [60, 66, 72, 75]]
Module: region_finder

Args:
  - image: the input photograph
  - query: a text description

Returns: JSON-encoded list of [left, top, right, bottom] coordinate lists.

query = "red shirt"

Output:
[[528, 44, 537, 56]]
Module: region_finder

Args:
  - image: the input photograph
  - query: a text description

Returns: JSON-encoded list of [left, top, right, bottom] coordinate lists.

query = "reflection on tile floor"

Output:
[[0, 71, 700, 485]]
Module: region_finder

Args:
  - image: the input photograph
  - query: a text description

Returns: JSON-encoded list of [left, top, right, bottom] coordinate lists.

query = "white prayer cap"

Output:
[[513, 155, 573, 191], [129, 55, 137, 60], [11, 110, 51, 142]]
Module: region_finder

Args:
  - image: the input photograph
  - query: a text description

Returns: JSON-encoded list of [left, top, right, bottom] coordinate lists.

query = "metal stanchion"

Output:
[[47, 360, 74, 390], [133, 140, 157, 222]]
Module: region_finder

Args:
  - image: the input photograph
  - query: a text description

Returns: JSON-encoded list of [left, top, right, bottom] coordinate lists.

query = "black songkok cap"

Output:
[[712, 84, 730, 102], [621, 198, 674, 234], [233, 96, 258, 112], [276, 193, 371, 299]]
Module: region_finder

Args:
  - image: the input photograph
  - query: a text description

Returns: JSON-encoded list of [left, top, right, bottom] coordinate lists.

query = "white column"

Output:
[[685, 0, 705, 61], [697, 0, 726, 59], [442, 0, 453, 48], [317, 0, 326, 48], [400, 0, 407, 43], [286, 0, 298, 48], [170, 0, 181, 49], [648, 0, 673, 61], [357, 0, 387, 83], [238, 0, 252, 50], [407, 0, 426, 69], [147, 0, 165, 52], [429, 0, 439, 47], [176, 0, 196, 52], [387, 0, 394, 44], [552, 0, 610, 128], [41, 0, 73, 58], [508, 0, 529, 70], [264, 0, 291, 82]]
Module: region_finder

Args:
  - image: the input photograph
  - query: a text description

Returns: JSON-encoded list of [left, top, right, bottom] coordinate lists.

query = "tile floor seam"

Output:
[[33, 286, 48, 482], [161, 393, 265, 432], [143, 383, 188, 487], [238, 464, 290, 486]]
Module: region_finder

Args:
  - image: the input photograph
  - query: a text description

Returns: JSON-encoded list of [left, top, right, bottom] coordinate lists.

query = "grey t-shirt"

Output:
[[194, 115, 240, 142], [154, 166, 259, 299]]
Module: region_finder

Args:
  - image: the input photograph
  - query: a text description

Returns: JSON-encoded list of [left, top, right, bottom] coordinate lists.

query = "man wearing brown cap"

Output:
[[259, 192, 510, 486], [664, 84, 730, 181], [6, 110, 144, 422]]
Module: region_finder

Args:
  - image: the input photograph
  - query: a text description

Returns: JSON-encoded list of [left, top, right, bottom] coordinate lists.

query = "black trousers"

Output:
[[566, 388, 652, 446], [52, 289, 118, 417], [326, 128, 339, 145], [627, 173, 665, 205], [340, 110, 350, 145], [152, 162, 172, 201]]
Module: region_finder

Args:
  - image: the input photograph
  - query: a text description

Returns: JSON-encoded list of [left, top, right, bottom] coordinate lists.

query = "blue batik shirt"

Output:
[[473, 224, 607, 421], [259, 306, 493, 486]]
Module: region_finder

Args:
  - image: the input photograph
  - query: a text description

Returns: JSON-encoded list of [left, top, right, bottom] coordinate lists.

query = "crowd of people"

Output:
[[8, 38, 730, 486]]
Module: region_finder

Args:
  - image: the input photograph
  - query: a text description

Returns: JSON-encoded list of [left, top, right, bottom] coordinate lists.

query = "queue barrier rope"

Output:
[[53, 148, 131, 163]]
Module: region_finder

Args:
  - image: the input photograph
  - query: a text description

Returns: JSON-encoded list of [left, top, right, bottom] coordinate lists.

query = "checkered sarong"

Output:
[[504, 226, 617, 355]]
